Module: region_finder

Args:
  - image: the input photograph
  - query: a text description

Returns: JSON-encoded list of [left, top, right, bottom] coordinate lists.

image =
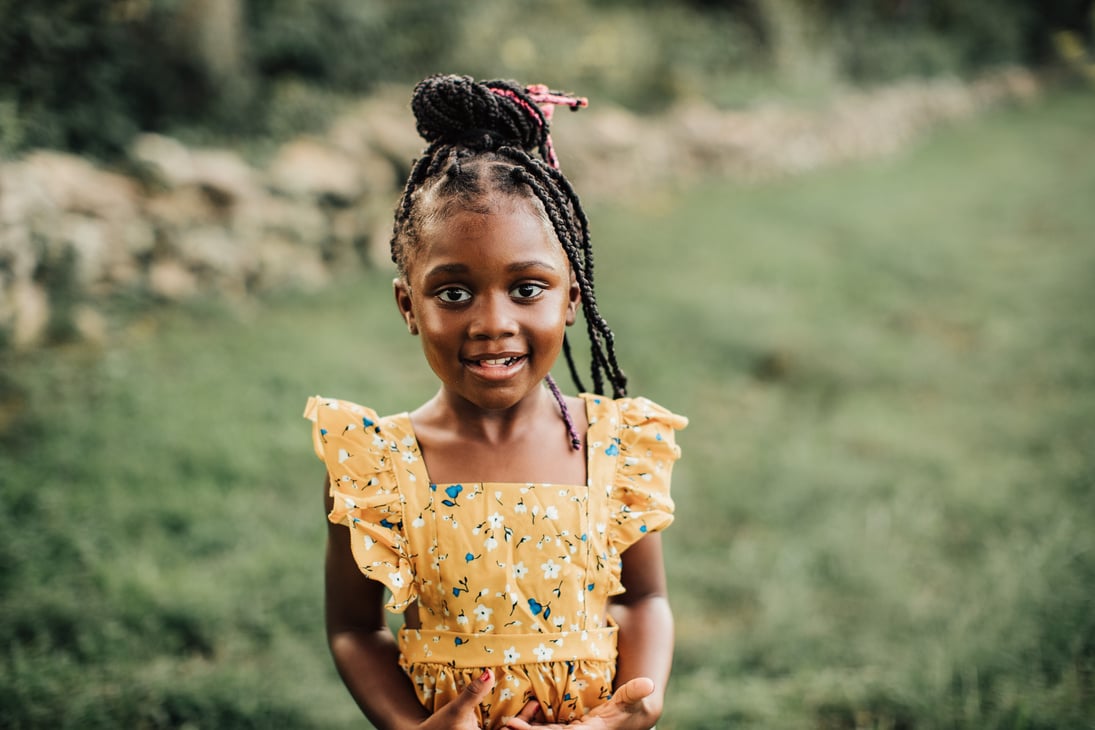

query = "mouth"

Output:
[[463, 354, 528, 379], [468, 355, 526, 367]]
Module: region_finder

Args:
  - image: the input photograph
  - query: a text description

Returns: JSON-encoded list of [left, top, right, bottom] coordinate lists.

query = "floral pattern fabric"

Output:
[[304, 393, 686, 728]]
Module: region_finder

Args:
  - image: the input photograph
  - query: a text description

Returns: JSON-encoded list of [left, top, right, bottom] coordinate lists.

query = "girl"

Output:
[[305, 74, 686, 730]]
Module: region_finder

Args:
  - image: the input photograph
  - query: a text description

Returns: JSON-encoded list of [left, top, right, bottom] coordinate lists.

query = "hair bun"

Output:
[[410, 74, 546, 152]]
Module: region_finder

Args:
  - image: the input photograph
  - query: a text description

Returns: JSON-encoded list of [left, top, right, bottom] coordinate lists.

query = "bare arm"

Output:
[[323, 475, 431, 729], [608, 532, 674, 722]]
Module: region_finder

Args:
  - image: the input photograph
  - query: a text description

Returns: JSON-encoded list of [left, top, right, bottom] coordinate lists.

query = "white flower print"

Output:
[[544, 505, 559, 521], [456, 612, 469, 626], [401, 435, 415, 448], [337, 448, 350, 463], [388, 572, 404, 588], [488, 512, 505, 529], [474, 604, 493, 622], [541, 559, 561, 579], [500, 688, 514, 701], [533, 643, 554, 661], [514, 502, 528, 514], [514, 561, 528, 579], [372, 434, 386, 449], [401, 450, 417, 464], [484, 536, 498, 552], [504, 646, 521, 663]]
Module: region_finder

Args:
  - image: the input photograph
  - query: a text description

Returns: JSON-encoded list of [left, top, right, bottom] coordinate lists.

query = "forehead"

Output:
[[409, 195, 566, 276]]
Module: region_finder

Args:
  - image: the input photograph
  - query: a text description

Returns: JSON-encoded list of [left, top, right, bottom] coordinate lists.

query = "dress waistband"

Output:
[[399, 623, 618, 669]]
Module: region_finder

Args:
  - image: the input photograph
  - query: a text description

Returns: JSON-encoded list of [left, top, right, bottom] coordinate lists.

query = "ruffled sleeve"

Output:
[[605, 396, 687, 595], [304, 395, 417, 612]]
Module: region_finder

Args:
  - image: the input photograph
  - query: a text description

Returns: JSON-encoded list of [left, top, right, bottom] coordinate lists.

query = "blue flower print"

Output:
[[528, 597, 552, 619], [605, 439, 620, 456], [442, 484, 463, 507]]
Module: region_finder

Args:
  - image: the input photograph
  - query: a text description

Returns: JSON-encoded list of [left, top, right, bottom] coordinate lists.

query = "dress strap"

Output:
[[582, 394, 620, 494], [379, 413, 431, 513], [380, 412, 441, 595]]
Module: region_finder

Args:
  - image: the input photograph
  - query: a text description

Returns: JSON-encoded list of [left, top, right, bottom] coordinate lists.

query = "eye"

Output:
[[436, 287, 471, 304], [511, 283, 545, 300]]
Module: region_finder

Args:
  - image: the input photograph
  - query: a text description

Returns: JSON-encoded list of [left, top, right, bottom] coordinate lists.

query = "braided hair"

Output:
[[391, 74, 627, 448]]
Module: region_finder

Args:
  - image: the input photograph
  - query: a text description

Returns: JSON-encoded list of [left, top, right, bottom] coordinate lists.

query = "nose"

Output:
[[468, 291, 517, 340]]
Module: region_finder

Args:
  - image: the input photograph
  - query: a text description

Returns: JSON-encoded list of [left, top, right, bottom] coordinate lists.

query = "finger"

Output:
[[612, 676, 655, 706], [514, 699, 540, 722], [449, 668, 494, 710]]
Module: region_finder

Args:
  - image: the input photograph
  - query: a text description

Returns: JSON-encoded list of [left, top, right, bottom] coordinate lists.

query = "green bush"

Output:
[[2, 0, 1092, 159]]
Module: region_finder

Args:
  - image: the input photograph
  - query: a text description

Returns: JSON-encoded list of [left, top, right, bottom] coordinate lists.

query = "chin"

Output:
[[454, 383, 544, 412]]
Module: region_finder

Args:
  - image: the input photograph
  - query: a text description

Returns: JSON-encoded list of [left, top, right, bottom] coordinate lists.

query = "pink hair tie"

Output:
[[524, 83, 588, 121], [490, 83, 588, 170]]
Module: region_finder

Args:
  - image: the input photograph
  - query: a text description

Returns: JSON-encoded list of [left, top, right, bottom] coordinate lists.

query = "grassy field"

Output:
[[2, 89, 1093, 729]]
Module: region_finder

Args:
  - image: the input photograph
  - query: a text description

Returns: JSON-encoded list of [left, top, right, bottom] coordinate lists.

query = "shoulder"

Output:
[[582, 393, 688, 432], [303, 395, 414, 467], [615, 396, 688, 431], [582, 393, 686, 484]]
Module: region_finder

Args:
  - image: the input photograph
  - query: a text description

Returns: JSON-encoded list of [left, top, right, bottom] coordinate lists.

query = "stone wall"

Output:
[[0, 68, 1039, 350]]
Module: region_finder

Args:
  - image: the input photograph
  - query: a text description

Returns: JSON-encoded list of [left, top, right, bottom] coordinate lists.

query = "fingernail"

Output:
[[480, 669, 491, 683]]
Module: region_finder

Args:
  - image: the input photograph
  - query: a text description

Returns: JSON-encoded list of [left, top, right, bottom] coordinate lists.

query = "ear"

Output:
[[565, 274, 580, 326], [393, 278, 419, 335]]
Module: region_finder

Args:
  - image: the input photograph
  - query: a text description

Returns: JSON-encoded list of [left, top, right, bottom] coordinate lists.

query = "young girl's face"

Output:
[[394, 195, 579, 413]]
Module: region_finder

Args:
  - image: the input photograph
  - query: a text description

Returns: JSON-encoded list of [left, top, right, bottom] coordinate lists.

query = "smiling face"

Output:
[[394, 194, 579, 414]]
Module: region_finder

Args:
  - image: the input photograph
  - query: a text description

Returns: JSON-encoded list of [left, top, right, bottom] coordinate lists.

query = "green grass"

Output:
[[2, 90, 1093, 729]]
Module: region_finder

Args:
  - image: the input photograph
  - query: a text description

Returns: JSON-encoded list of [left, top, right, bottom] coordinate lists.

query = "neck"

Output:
[[429, 385, 558, 446]]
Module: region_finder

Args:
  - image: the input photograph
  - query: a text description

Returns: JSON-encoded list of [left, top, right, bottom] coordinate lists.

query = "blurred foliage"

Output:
[[0, 0, 1093, 159]]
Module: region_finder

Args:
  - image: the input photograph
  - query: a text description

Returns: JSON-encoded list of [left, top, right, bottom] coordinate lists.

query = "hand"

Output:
[[417, 669, 496, 730], [504, 677, 660, 729]]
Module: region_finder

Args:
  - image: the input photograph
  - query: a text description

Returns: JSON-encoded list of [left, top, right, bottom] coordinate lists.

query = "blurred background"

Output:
[[1, 1, 1093, 728]]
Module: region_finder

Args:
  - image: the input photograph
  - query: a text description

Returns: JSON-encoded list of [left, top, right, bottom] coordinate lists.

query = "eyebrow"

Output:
[[423, 259, 560, 280]]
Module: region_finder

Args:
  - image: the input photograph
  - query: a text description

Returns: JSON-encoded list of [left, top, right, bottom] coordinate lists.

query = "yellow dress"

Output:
[[304, 393, 686, 729]]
